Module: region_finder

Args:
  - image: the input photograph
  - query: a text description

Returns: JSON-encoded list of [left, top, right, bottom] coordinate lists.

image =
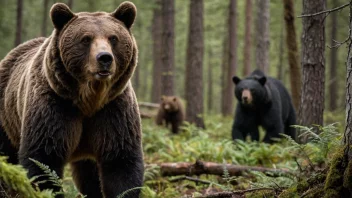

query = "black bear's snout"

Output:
[[97, 52, 113, 68], [242, 96, 248, 101]]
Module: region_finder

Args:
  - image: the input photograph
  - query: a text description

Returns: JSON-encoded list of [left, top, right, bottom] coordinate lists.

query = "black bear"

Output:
[[0, 2, 143, 198], [156, 96, 185, 134], [231, 69, 296, 143]]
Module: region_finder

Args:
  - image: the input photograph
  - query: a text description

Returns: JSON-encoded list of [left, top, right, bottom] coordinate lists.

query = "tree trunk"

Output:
[[277, 18, 284, 81], [14, 0, 23, 47], [207, 48, 213, 113], [329, 0, 339, 112], [284, 0, 302, 111], [243, 0, 252, 76], [151, 0, 162, 103], [41, 0, 49, 37], [222, 0, 237, 117], [185, 0, 205, 128], [161, 0, 175, 96], [221, 35, 229, 116], [255, 0, 270, 73], [298, 0, 326, 141], [67, 0, 73, 9]]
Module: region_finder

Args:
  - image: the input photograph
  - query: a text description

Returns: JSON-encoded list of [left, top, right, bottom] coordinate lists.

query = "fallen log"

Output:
[[139, 102, 160, 109], [140, 112, 155, 119], [159, 160, 293, 177]]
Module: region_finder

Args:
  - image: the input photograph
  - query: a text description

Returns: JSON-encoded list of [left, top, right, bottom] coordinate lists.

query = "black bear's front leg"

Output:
[[232, 106, 258, 141], [19, 96, 82, 197]]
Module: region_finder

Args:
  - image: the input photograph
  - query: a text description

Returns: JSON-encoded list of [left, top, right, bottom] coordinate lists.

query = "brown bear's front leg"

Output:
[[19, 96, 82, 197], [71, 160, 102, 198], [88, 89, 144, 198], [98, 151, 144, 198]]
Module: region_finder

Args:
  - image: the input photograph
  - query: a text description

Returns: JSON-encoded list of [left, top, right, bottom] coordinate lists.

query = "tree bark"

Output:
[[151, 0, 162, 103], [221, 35, 229, 116], [298, 0, 326, 141], [277, 18, 284, 81], [161, 0, 175, 96], [159, 161, 292, 177], [222, 0, 237, 116], [14, 0, 23, 47], [284, 0, 302, 111], [207, 48, 213, 113], [185, 0, 205, 128], [329, 0, 339, 112], [255, 0, 270, 73], [243, 0, 252, 76], [41, 0, 49, 37]]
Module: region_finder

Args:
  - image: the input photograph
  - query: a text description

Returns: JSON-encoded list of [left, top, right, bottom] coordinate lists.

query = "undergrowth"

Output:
[[0, 114, 344, 197]]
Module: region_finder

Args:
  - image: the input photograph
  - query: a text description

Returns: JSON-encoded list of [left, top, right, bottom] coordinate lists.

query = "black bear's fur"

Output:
[[231, 69, 296, 143]]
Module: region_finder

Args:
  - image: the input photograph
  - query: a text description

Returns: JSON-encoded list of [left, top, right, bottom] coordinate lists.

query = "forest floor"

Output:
[[0, 111, 345, 198], [62, 111, 345, 198]]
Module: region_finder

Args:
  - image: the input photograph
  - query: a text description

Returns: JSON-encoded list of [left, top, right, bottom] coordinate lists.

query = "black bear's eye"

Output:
[[81, 36, 92, 45], [109, 36, 118, 46]]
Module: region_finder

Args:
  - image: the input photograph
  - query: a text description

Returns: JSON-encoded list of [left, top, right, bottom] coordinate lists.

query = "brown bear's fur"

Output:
[[0, 2, 143, 198], [156, 96, 185, 134]]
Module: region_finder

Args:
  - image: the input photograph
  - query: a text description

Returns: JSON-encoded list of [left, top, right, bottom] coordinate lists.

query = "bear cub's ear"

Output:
[[50, 3, 75, 30], [112, 1, 137, 29], [258, 76, 267, 86], [232, 76, 241, 85]]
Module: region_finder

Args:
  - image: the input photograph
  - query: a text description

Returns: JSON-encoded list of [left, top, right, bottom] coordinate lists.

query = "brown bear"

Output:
[[0, 2, 143, 198], [156, 96, 185, 134]]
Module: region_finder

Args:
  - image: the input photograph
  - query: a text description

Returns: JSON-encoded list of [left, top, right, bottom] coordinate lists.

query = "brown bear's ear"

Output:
[[112, 1, 137, 29], [232, 76, 241, 84], [173, 97, 177, 102], [258, 76, 267, 86], [50, 3, 75, 30]]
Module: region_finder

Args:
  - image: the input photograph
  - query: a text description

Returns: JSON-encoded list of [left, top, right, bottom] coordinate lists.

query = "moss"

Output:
[[303, 184, 324, 198], [343, 159, 352, 189], [296, 180, 309, 193], [246, 190, 275, 198], [278, 186, 298, 198], [324, 147, 345, 197], [323, 189, 340, 198]]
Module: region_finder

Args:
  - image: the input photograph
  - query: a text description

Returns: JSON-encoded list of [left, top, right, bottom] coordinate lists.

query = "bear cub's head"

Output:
[[50, 2, 136, 83], [232, 74, 267, 107], [160, 96, 181, 113]]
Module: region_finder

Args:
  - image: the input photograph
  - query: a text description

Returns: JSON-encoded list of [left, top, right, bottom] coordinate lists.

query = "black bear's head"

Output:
[[232, 75, 267, 106]]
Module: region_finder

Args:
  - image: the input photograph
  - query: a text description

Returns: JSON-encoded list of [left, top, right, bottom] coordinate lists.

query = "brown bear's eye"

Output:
[[81, 36, 92, 45], [109, 36, 118, 46]]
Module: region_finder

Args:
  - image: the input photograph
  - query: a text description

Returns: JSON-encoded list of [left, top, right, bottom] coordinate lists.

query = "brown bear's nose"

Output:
[[97, 52, 113, 68]]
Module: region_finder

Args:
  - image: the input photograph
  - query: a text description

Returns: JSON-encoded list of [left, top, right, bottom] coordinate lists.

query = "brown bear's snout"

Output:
[[97, 52, 113, 69]]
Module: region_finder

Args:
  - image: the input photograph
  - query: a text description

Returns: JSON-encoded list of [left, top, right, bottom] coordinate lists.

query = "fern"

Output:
[[116, 187, 145, 198]]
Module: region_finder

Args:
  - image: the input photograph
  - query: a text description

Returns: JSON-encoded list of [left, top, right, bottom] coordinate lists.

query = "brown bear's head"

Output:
[[50, 2, 136, 83], [161, 96, 181, 113], [45, 2, 138, 115]]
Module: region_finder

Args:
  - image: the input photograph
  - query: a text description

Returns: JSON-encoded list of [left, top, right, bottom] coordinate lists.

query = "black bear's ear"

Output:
[[112, 1, 137, 29], [258, 76, 267, 86], [232, 76, 241, 84], [50, 3, 75, 30]]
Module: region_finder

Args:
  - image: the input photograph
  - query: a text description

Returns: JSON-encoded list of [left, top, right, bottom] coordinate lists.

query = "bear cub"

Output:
[[231, 69, 296, 143], [156, 96, 185, 134]]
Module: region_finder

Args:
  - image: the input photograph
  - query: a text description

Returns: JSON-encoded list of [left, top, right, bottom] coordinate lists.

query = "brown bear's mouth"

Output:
[[95, 70, 111, 80]]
